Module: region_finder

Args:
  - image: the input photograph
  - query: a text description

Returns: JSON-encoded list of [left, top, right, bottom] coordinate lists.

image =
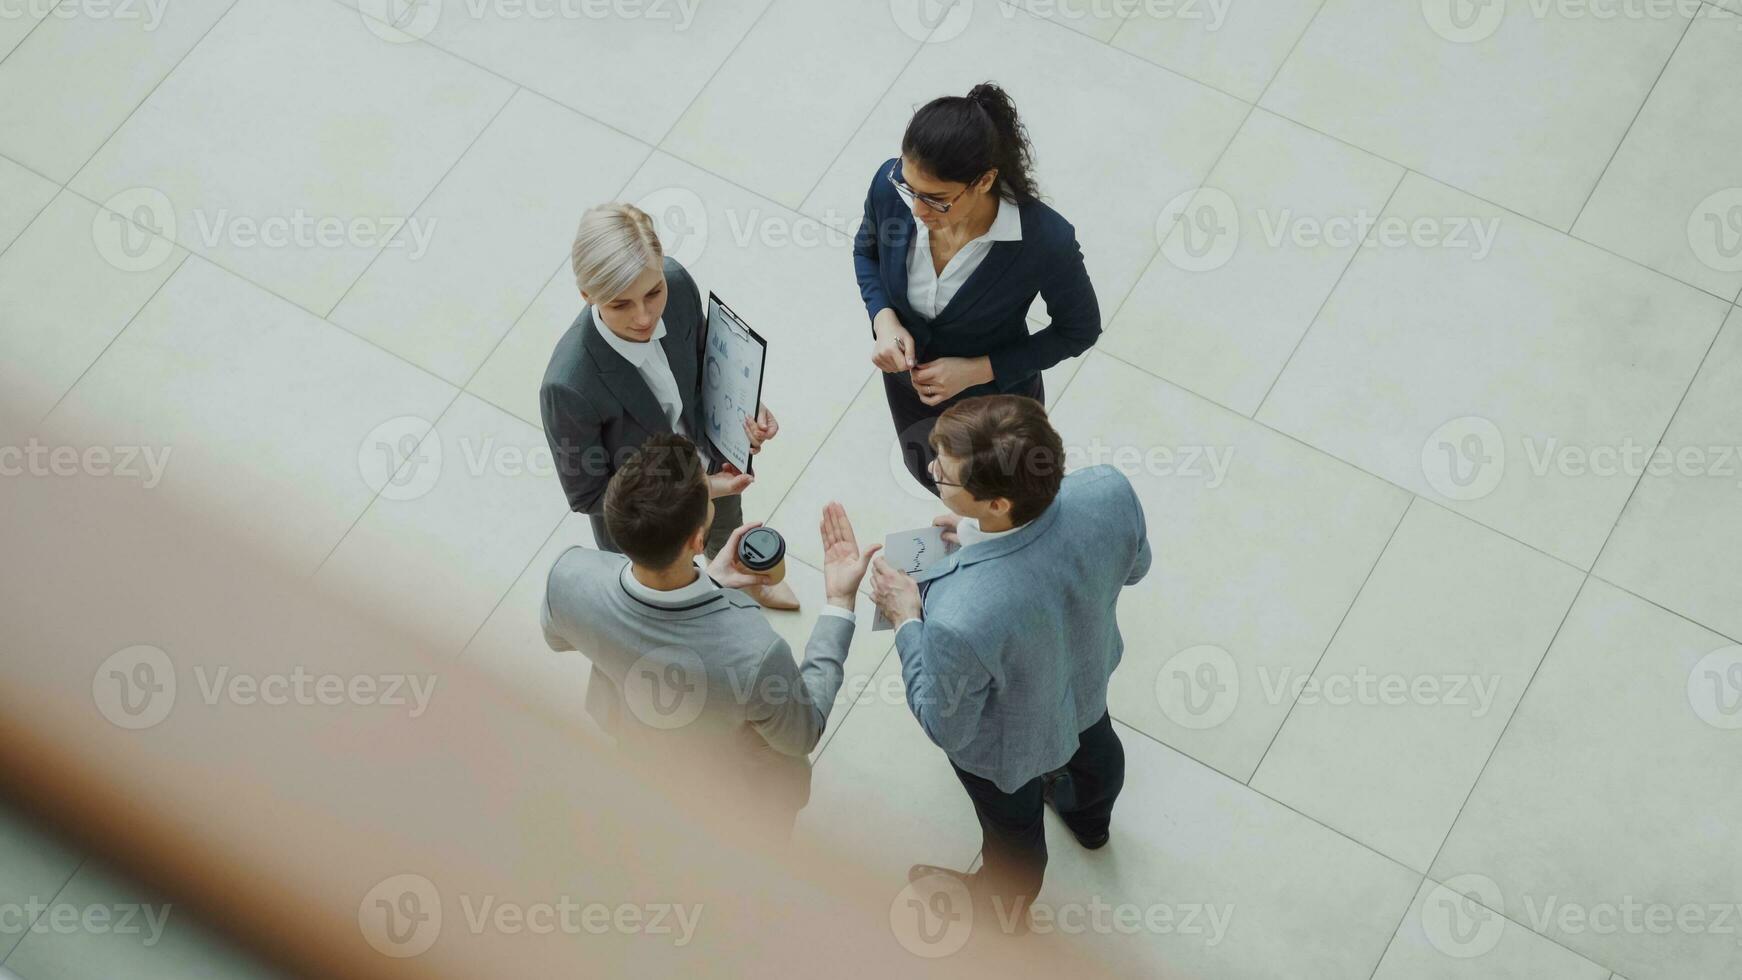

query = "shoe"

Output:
[[1042, 770, 1109, 850], [748, 581, 800, 611]]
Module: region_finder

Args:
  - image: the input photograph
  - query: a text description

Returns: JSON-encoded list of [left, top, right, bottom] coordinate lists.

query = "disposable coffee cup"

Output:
[[737, 527, 787, 585]]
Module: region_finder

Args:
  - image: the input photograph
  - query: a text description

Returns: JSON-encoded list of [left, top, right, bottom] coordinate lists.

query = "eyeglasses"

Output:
[[887, 167, 970, 215], [927, 457, 963, 488]]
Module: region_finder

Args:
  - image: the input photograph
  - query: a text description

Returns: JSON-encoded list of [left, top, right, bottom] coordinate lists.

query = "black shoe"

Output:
[[1042, 770, 1110, 850]]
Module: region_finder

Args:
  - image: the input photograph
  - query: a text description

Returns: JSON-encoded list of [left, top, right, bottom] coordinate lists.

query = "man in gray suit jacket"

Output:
[[543, 434, 879, 834], [869, 395, 1151, 922]]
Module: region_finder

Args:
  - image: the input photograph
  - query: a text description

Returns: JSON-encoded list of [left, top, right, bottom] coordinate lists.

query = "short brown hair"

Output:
[[603, 434, 709, 568], [929, 395, 1064, 525]]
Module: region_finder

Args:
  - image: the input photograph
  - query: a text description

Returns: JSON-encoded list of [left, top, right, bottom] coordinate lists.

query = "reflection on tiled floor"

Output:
[[2, 0, 1738, 975]]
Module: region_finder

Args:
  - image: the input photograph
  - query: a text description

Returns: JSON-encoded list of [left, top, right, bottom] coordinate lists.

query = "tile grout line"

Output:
[[759, 370, 878, 524], [62, 0, 245, 193], [1115, 658, 1632, 980], [10, 13, 1731, 975], [1109, 717, 1428, 884], [648, 0, 779, 152], [306, 151, 658, 585], [1583, 314, 1729, 578], [0, 0, 68, 74], [1, 854, 88, 966], [60, 188, 458, 390], [37, 250, 192, 427], [334, 0, 843, 236], [790, 0, 937, 213], [1353, 574, 1602, 980], [1245, 495, 1415, 787], [997, 0, 1254, 106], [449, 508, 571, 664], [1361, 870, 1421, 980], [1097, 337, 1742, 646], [1251, 168, 1407, 418], [320, 82, 524, 320], [1566, 8, 1698, 233], [1256, 111, 1738, 306], [1413, 573, 1592, 909], [1251, 0, 1330, 106]]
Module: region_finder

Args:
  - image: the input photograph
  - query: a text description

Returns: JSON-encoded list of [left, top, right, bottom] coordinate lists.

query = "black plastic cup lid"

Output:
[[738, 527, 786, 571]]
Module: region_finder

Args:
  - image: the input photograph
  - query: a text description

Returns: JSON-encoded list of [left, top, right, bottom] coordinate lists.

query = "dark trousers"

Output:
[[883, 371, 1045, 496], [588, 493, 743, 559], [951, 711, 1124, 911]]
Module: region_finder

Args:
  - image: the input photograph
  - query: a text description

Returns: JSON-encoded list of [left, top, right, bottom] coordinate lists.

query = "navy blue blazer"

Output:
[[852, 157, 1101, 394]]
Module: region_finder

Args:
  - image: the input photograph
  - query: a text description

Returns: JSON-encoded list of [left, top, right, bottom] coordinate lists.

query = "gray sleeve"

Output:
[[744, 615, 855, 757], [1124, 475, 1153, 587], [541, 549, 581, 652], [541, 382, 610, 515]]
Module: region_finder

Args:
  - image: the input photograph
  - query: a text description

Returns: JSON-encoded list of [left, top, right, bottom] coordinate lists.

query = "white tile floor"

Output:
[[1, 0, 1739, 976]]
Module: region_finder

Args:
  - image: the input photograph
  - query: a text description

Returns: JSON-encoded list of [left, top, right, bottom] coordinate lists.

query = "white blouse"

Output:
[[905, 194, 1022, 320]]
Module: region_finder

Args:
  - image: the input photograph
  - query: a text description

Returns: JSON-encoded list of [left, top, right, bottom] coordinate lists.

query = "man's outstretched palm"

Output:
[[820, 502, 879, 603]]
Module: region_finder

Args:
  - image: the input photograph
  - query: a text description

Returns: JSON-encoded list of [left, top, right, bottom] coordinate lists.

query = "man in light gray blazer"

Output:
[[543, 433, 879, 834], [869, 395, 1151, 922]]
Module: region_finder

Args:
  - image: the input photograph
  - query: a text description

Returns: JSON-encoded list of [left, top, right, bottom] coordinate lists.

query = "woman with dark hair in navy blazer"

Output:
[[853, 82, 1101, 495]]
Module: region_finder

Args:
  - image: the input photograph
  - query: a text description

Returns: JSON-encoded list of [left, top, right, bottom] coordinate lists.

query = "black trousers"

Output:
[[951, 712, 1124, 911], [883, 370, 1045, 496]]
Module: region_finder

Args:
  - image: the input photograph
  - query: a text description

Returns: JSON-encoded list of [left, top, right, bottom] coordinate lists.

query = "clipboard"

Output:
[[701, 293, 769, 476]]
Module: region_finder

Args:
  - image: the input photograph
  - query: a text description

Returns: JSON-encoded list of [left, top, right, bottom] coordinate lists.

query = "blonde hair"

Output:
[[571, 203, 664, 302]]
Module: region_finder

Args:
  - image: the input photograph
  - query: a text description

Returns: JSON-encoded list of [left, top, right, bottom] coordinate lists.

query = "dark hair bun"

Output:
[[902, 81, 1039, 204]]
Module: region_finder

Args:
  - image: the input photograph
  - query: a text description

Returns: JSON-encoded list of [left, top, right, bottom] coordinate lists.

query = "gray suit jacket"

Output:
[[540, 256, 712, 516], [542, 546, 853, 799], [894, 465, 1152, 792]]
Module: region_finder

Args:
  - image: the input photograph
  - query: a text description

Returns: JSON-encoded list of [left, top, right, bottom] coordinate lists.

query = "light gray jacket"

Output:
[[541, 546, 853, 770], [895, 465, 1152, 792]]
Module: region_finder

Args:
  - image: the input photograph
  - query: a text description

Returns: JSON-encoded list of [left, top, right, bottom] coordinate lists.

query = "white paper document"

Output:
[[873, 525, 952, 631], [701, 293, 768, 474]]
